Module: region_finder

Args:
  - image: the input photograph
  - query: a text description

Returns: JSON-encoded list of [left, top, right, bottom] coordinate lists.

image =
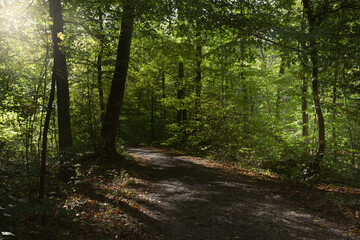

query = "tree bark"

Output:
[[303, 0, 326, 171], [332, 82, 337, 160], [38, 55, 55, 225], [49, 0, 73, 151], [177, 61, 187, 123], [300, 16, 310, 154], [344, 90, 356, 166], [241, 75, 249, 136], [301, 69, 309, 138], [194, 44, 202, 120], [275, 57, 286, 122], [38, 78, 55, 226], [150, 90, 155, 143], [97, 7, 105, 122], [39, 70, 56, 202], [310, 48, 325, 168], [101, 2, 135, 153], [161, 70, 166, 122]]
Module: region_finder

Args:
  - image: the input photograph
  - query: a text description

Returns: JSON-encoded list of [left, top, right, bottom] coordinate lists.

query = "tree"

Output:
[[39, 58, 55, 202], [176, 61, 187, 123], [49, 0, 73, 152], [194, 40, 202, 121], [96, 8, 106, 123], [101, 1, 135, 153]]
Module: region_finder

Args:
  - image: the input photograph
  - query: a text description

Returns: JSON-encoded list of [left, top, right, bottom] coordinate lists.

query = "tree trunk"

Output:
[[241, 75, 249, 136], [97, 7, 105, 122], [300, 18, 310, 154], [332, 84, 337, 160], [176, 61, 187, 144], [194, 44, 202, 120], [239, 42, 250, 137], [177, 61, 187, 123], [39, 64, 56, 206], [303, 0, 326, 171], [87, 69, 96, 150], [275, 57, 286, 122], [150, 90, 155, 143], [161, 70, 166, 122], [49, 0, 73, 152], [310, 48, 325, 169], [344, 90, 356, 166], [301, 66, 309, 139], [101, 2, 135, 153]]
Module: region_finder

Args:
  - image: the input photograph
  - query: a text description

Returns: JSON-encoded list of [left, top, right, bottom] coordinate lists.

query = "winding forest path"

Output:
[[127, 147, 356, 240]]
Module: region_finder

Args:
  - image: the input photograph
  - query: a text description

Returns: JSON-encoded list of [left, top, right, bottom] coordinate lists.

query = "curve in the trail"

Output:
[[127, 147, 355, 240]]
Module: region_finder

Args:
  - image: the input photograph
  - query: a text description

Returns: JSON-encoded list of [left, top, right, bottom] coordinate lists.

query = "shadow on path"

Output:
[[127, 147, 355, 240]]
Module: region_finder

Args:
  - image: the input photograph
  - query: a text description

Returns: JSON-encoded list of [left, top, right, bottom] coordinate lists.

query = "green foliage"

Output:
[[320, 160, 360, 188]]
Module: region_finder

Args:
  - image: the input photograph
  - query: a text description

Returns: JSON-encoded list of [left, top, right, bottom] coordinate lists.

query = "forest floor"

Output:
[[123, 147, 359, 240], [37, 147, 360, 240]]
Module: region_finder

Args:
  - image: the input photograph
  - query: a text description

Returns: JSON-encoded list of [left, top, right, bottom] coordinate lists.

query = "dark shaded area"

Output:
[[127, 147, 356, 240]]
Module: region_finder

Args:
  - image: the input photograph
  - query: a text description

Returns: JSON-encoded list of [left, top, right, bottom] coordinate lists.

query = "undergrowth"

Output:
[[0, 150, 145, 240]]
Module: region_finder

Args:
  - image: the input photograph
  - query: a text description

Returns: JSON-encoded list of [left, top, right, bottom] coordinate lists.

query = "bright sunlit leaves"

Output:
[[0, 0, 34, 32], [57, 31, 65, 41]]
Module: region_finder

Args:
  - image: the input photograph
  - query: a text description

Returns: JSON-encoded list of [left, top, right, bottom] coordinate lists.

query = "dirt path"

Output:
[[127, 147, 356, 240]]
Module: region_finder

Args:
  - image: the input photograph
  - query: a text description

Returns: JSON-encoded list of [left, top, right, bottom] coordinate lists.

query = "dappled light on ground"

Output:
[[127, 147, 358, 240]]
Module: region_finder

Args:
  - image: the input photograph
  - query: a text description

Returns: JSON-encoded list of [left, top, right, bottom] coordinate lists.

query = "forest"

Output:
[[1, 0, 360, 239]]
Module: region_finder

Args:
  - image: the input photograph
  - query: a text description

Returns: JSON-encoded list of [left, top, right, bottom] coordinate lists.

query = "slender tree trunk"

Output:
[[49, 0, 73, 151], [160, 70, 167, 140], [97, 47, 105, 121], [52, 111, 59, 153], [37, 32, 51, 159], [347, 127, 356, 166], [332, 84, 337, 160], [220, 57, 226, 107], [97, 7, 105, 122], [39, 67, 56, 203], [176, 61, 187, 144], [101, 2, 135, 153], [303, 0, 326, 171], [310, 48, 325, 168], [38, 82, 55, 225], [344, 90, 356, 166], [241, 75, 249, 136], [239, 42, 250, 137], [301, 67, 309, 139], [275, 57, 286, 122], [87, 70, 96, 150], [300, 42, 310, 147], [177, 61, 186, 123], [150, 90, 155, 143], [301, 68, 310, 158], [195, 44, 202, 121], [161, 70, 166, 122], [300, 18, 310, 153]]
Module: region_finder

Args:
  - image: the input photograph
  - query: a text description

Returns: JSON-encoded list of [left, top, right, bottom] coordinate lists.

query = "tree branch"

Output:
[[254, 34, 304, 53], [64, 20, 105, 43]]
